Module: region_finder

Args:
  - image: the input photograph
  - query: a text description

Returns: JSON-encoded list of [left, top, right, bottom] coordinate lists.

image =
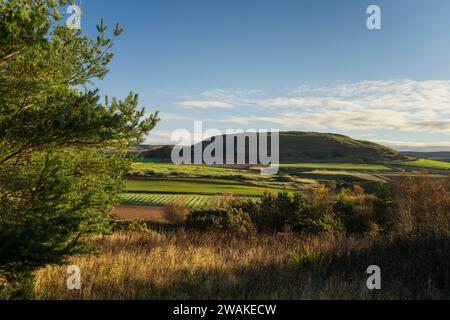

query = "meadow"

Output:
[[400, 158, 450, 170], [125, 178, 283, 196], [34, 231, 450, 300], [279, 163, 391, 170]]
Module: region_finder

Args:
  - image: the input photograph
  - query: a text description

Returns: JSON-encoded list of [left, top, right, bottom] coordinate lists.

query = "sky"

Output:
[[75, 0, 450, 151]]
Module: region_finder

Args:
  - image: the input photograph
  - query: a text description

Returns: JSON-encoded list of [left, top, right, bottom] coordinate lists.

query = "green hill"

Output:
[[274, 132, 408, 163], [142, 132, 409, 164]]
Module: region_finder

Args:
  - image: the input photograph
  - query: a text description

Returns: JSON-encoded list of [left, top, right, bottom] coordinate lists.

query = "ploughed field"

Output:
[[116, 158, 450, 221]]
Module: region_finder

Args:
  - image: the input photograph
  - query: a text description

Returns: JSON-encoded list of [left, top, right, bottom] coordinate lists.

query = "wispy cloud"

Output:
[[175, 80, 450, 133], [176, 88, 263, 109], [159, 113, 196, 121], [177, 100, 234, 109]]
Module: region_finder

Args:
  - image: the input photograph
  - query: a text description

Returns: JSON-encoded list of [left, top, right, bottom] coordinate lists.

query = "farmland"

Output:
[[116, 155, 450, 223], [400, 158, 450, 170], [279, 163, 391, 170], [120, 135, 450, 223], [121, 193, 215, 209], [125, 178, 283, 196]]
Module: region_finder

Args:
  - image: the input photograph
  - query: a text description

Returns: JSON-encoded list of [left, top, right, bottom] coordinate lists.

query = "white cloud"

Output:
[[177, 100, 233, 109], [176, 80, 450, 133], [159, 113, 196, 121], [176, 88, 263, 109], [146, 129, 217, 146], [250, 110, 450, 132], [260, 80, 450, 113], [217, 116, 252, 125]]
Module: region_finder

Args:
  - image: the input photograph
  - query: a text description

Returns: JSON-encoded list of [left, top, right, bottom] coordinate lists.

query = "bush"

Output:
[[194, 175, 450, 238], [112, 219, 150, 233], [290, 246, 329, 271], [238, 188, 346, 235], [186, 208, 255, 234], [241, 192, 304, 232], [164, 205, 189, 224], [209, 194, 243, 210], [296, 213, 346, 236], [334, 185, 380, 235]]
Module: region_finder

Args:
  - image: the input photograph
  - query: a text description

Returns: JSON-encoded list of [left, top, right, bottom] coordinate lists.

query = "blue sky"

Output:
[[76, 0, 450, 150]]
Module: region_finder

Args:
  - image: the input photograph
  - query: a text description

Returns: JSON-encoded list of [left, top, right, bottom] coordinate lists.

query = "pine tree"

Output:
[[0, 0, 159, 296]]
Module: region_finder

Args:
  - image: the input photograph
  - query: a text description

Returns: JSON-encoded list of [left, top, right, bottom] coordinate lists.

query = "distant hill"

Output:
[[273, 132, 409, 163], [140, 132, 409, 164]]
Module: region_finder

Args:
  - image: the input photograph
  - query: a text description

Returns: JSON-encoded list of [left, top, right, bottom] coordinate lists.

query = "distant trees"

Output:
[[186, 174, 450, 238], [390, 174, 450, 236], [0, 0, 158, 296]]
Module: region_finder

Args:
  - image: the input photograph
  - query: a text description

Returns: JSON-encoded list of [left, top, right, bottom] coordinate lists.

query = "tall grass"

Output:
[[34, 231, 449, 300]]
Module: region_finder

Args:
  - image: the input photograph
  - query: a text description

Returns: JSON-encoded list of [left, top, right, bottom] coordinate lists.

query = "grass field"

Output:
[[125, 178, 285, 196], [401, 159, 450, 170], [131, 162, 253, 177], [279, 163, 391, 171], [120, 158, 450, 213], [300, 170, 387, 183]]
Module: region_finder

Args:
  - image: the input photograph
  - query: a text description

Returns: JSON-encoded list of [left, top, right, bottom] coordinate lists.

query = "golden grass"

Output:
[[34, 231, 449, 300]]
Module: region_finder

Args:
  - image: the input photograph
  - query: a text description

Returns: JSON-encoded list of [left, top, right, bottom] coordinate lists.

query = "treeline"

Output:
[[185, 174, 450, 237]]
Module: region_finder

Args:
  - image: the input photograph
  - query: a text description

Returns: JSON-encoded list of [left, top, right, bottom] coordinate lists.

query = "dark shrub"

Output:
[[241, 192, 303, 232], [334, 185, 380, 235], [112, 219, 149, 233], [186, 208, 255, 234]]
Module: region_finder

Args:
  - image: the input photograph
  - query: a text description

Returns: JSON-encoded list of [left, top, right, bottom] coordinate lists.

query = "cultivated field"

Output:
[[113, 206, 168, 223], [125, 178, 282, 196], [279, 163, 391, 170], [119, 158, 450, 221], [121, 193, 213, 209], [400, 158, 450, 170]]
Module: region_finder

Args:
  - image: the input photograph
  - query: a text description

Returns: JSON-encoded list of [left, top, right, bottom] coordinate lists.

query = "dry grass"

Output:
[[33, 231, 449, 300]]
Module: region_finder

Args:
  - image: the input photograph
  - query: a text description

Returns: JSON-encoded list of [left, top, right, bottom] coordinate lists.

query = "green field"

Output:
[[400, 159, 450, 170], [300, 170, 387, 183], [129, 161, 317, 190], [131, 162, 252, 177], [122, 158, 450, 209], [121, 193, 213, 209], [279, 163, 390, 171], [125, 178, 284, 196]]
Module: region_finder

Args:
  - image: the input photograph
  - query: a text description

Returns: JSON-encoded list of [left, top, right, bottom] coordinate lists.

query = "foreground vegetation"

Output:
[[34, 231, 449, 300], [28, 174, 450, 300]]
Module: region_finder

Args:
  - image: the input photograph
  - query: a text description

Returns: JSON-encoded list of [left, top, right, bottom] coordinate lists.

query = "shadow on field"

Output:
[[34, 233, 450, 300], [327, 235, 450, 299], [139, 235, 450, 300]]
